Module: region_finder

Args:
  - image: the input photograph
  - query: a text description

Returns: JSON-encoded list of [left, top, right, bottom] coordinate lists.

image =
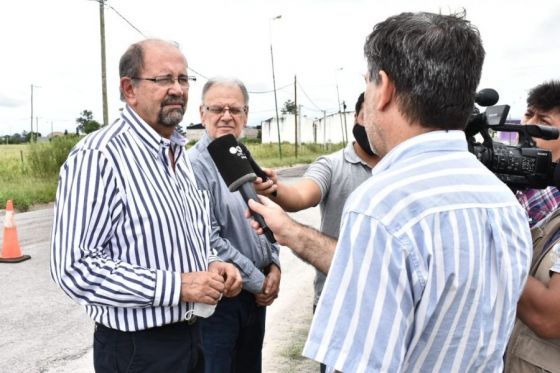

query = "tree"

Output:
[[281, 99, 297, 115], [11, 133, 23, 144], [76, 110, 101, 134], [23, 131, 42, 143]]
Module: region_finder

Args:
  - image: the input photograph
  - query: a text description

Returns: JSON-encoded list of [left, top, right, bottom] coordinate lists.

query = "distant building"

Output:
[[185, 123, 205, 142], [185, 123, 260, 142], [261, 111, 355, 144]]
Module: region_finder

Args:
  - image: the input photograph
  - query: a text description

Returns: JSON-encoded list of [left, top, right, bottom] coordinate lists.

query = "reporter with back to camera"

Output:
[[505, 80, 560, 372], [249, 11, 532, 372]]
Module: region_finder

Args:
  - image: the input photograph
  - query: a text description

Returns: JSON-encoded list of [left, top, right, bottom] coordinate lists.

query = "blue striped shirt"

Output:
[[304, 130, 532, 372], [50, 105, 215, 332]]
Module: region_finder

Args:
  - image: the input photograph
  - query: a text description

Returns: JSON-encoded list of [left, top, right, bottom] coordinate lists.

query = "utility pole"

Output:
[[322, 110, 327, 150], [335, 67, 346, 146], [30, 84, 34, 142], [269, 15, 282, 159], [298, 104, 303, 153], [99, 0, 109, 127], [294, 75, 298, 159], [342, 100, 348, 146], [30, 84, 40, 143]]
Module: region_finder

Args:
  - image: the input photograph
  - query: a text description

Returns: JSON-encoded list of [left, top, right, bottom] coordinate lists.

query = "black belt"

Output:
[[95, 317, 198, 333]]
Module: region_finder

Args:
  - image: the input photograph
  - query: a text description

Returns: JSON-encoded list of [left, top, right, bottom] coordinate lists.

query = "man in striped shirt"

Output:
[[249, 12, 532, 372], [50, 39, 242, 372]]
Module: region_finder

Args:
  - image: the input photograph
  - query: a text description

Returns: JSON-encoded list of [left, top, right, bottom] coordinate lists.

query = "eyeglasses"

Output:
[[204, 105, 248, 116], [132, 75, 196, 88]]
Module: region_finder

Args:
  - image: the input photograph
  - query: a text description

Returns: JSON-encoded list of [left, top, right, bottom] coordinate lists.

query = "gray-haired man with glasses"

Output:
[[50, 39, 242, 372], [187, 77, 281, 373]]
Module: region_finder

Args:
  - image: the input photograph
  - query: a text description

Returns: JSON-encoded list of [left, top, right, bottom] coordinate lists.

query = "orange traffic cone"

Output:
[[0, 200, 31, 263]]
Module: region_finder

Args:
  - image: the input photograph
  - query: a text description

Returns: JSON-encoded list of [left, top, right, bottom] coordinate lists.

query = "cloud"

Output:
[[0, 93, 25, 108]]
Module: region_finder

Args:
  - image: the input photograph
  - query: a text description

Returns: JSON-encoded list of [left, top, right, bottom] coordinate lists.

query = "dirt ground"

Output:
[[260, 166, 322, 372], [261, 207, 321, 372]]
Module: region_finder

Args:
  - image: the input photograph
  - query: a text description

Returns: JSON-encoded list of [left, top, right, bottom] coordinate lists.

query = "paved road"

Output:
[[0, 169, 319, 373]]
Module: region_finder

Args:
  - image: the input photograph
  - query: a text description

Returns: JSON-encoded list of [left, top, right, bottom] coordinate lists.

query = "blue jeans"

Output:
[[199, 290, 266, 373], [93, 321, 204, 373]]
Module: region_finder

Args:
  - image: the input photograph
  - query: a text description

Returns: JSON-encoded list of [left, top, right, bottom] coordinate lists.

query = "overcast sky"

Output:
[[1, 0, 559, 137]]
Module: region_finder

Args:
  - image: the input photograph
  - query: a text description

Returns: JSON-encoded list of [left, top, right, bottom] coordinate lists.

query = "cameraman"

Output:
[[505, 80, 560, 372]]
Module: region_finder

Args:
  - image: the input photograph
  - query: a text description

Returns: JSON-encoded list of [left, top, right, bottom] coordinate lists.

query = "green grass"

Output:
[[245, 142, 344, 168], [0, 140, 344, 211], [0, 138, 79, 211], [282, 340, 306, 360], [0, 176, 58, 211]]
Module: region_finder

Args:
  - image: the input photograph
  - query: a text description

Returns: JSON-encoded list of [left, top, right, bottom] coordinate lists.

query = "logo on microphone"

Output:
[[229, 146, 247, 159]]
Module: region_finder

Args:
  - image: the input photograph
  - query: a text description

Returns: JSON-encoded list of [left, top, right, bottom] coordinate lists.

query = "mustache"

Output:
[[161, 96, 186, 108]]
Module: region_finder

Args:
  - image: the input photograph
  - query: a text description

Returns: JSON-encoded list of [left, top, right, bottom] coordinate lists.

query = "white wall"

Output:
[[261, 112, 354, 144]]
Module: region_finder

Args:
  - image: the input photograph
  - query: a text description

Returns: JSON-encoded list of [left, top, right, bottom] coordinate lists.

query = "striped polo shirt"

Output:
[[304, 130, 532, 372], [50, 105, 215, 332]]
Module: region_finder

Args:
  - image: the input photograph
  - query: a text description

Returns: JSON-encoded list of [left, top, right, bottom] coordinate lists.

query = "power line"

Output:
[[296, 80, 323, 111], [106, 3, 147, 38], [300, 105, 326, 113], [99, 1, 213, 81], [188, 67, 209, 81], [248, 83, 291, 94]]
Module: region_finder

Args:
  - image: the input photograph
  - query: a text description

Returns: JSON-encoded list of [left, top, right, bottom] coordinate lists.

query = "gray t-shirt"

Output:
[[304, 141, 372, 305]]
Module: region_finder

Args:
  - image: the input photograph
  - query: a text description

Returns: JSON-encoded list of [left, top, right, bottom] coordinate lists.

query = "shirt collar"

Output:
[[199, 132, 212, 148], [517, 186, 560, 227], [371, 130, 467, 177], [343, 141, 367, 165], [122, 105, 188, 159]]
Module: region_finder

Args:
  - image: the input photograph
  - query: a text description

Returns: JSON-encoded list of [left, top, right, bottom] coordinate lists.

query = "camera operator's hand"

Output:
[[253, 168, 278, 197]]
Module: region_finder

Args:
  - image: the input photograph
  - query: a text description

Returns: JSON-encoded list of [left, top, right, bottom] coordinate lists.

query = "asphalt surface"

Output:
[[0, 166, 317, 373]]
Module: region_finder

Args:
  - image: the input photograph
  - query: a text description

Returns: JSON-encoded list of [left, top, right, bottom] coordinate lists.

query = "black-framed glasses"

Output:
[[204, 105, 248, 116], [132, 75, 196, 88]]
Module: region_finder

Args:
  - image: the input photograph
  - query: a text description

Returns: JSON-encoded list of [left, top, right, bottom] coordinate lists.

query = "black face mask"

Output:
[[352, 123, 375, 156]]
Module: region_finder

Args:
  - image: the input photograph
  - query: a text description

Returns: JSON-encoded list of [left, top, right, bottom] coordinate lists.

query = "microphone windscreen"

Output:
[[237, 142, 267, 180], [207, 134, 256, 192], [475, 88, 499, 107]]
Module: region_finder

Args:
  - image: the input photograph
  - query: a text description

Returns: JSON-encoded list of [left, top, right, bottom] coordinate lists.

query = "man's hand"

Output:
[[180, 272, 225, 304], [247, 195, 336, 275], [253, 168, 278, 197], [255, 264, 281, 306], [209, 261, 243, 297], [246, 196, 299, 247]]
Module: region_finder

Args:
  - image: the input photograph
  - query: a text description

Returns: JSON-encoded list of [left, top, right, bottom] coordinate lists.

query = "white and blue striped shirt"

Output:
[[304, 130, 532, 372], [50, 106, 215, 331]]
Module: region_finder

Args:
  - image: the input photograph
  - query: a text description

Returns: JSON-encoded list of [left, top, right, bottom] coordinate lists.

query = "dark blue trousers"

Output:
[[93, 321, 204, 373], [199, 290, 266, 373]]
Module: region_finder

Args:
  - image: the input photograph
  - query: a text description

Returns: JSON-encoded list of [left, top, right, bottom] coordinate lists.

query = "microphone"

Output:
[[475, 88, 499, 107], [237, 142, 277, 197], [207, 134, 276, 243]]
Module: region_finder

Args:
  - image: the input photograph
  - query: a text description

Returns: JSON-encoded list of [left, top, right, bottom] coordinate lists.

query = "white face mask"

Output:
[[192, 302, 217, 318], [184, 294, 222, 320]]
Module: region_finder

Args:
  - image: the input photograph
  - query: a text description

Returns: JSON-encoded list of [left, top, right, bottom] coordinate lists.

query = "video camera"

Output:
[[465, 88, 560, 190]]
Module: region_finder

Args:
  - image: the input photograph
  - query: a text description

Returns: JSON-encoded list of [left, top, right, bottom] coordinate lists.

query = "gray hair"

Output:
[[201, 77, 249, 105]]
